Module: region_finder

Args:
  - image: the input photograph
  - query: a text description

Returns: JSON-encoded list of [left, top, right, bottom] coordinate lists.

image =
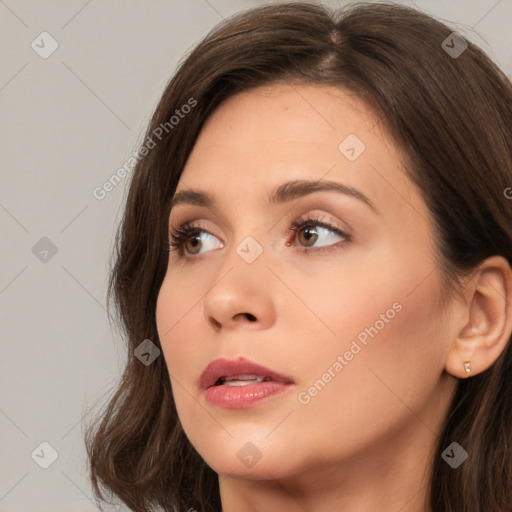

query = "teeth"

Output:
[[220, 375, 271, 386], [222, 380, 261, 387]]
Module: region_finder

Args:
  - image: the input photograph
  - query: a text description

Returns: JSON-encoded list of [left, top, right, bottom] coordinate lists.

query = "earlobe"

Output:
[[445, 255, 512, 379]]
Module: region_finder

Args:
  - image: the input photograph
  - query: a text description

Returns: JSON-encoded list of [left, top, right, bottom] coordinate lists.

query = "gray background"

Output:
[[1, 0, 510, 510]]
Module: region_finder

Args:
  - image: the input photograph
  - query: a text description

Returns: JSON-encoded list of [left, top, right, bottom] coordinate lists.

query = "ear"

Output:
[[445, 255, 512, 379]]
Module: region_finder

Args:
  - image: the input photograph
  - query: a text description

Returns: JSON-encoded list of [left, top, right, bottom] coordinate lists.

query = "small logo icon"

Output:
[[236, 442, 263, 468], [134, 339, 161, 366], [441, 441, 468, 468], [31, 32, 59, 59], [338, 134, 366, 161], [32, 237, 58, 263], [236, 236, 263, 264], [442, 32, 468, 59], [31, 441, 59, 469]]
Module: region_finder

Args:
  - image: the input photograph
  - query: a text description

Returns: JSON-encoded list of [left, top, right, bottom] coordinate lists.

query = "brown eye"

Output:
[[296, 226, 319, 248], [185, 234, 202, 254], [289, 217, 349, 252], [169, 223, 222, 257]]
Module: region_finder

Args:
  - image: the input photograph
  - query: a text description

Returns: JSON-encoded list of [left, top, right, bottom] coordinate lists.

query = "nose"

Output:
[[201, 247, 277, 332]]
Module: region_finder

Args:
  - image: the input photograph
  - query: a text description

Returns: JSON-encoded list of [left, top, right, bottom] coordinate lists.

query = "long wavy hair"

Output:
[[85, 2, 512, 511]]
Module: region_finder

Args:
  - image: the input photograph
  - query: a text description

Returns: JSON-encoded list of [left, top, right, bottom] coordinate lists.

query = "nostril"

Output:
[[210, 317, 221, 329], [233, 312, 257, 322]]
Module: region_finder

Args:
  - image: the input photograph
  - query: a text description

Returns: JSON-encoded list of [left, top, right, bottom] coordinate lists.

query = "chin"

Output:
[[185, 429, 298, 479], [204, 453, 294, 481]]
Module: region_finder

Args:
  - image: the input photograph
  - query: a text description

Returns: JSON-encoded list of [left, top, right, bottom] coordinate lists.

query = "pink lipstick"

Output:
[[200, 357, 294, 408]]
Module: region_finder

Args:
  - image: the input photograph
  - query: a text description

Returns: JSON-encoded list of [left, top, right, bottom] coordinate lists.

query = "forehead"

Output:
[[176, 83, 424, 223], [187, 84, 380, 160]]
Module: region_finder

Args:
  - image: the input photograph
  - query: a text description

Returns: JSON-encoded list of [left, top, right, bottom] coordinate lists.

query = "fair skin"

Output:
[[155, 84, 512, 512]]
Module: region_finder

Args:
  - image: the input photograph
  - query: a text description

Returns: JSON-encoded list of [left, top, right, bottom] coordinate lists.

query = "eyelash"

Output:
[[168, 214, 351, 259]]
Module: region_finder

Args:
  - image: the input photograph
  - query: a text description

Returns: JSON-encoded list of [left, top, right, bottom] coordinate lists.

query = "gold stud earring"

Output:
[[463, 361, 472, 375]]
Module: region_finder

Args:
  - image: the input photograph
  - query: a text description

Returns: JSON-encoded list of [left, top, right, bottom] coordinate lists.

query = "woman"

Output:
[[86, 2, 512, 511]]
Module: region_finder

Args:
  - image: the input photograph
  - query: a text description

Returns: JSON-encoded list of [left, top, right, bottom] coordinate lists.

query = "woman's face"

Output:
[[156, 84, 458, 483]]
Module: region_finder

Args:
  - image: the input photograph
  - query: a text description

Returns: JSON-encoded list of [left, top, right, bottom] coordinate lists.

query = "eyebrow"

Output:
[[169, 179, 377, 213]]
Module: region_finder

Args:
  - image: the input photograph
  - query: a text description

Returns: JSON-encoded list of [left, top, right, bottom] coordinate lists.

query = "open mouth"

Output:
[[200, 357, 294, 408], [213, 375, 273, 387]]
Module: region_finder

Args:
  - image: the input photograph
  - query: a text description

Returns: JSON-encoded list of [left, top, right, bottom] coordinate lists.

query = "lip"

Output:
[[200, 357, 294, 409]]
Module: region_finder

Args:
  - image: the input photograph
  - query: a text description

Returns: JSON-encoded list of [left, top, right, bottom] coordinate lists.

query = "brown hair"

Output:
[[85, 2, 512, 511]]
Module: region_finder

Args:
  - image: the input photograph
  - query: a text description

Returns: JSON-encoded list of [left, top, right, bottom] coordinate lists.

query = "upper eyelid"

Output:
[[169, 208, 352, 232], [290, 215, 348, 233], [168, 192, 361, 235], [172, 214, 340, 230], [169, 206, 234, 235]]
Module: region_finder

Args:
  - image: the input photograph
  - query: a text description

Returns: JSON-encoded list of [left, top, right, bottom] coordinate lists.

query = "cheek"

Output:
[[285, 238, 449, 443], [155, 277, 205, 436], [156, 275, 203, 375], [294, 265, 448, 450]]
